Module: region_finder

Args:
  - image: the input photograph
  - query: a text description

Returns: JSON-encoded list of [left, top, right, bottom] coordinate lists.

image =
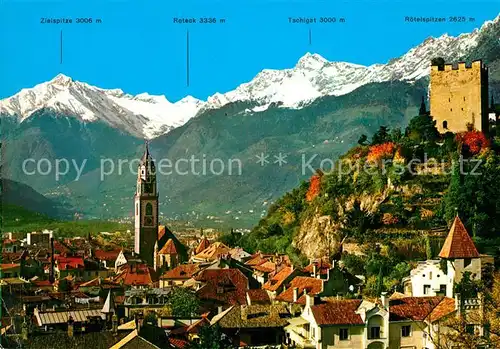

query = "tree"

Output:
[[166, 287, 200, 318], [188, 324, 235, 349], [358, 134, 369, 145], [456, 131, 490, 156], [405, 114, 439, 144], [372, 126, 390, 145], [306, 173, 322, 202], [425, 235, 433, 260], [431, 57, 445, 67], [454, 271, 484, 300]]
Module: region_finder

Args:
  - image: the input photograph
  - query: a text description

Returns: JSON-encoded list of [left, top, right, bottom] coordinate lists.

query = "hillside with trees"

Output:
[[221, 110, 500, 296]]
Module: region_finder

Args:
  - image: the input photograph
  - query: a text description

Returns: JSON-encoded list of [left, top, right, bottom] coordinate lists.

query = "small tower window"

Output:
[[136, 203, 138, 215], [443, 121, 448, 129], [449, 98, 451, 102], [146, 203, 153, 216], [450, 108, 453, 112]]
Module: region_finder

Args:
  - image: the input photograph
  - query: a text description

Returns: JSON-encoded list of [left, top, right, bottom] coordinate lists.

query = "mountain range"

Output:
[[1, 13, 499, 226]]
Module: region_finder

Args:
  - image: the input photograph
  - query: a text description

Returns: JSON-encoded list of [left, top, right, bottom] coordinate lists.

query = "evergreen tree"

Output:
[[376, 266, 384, 296], [358, 134, 369, 146], [419, 96, 427, 115], [425, 236, 433, 260], [372, 126, 390, 145], [405, 114, 439, 144]]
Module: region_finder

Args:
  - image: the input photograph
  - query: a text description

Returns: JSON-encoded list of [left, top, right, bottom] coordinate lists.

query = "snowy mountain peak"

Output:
[[1, 14, 497, 139], [0, 75, 205, 139], [50, 73, 73, 86], [296, 52, 328, 69]]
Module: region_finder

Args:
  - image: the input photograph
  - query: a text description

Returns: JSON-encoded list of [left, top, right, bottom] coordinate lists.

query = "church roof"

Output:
[[157, 226, 188, 262], [193, 242, 231, 261], [140, 141, 152, 163], [195, 237, 211, 255], [438, 216, 479, 259], [101, 290, 115, 314], [158, 239, 177, 255]]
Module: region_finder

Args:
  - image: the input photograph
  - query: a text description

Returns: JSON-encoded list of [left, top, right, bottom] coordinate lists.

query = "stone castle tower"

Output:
[[430, 60, 489, 134], [134, 142, 159, 265]]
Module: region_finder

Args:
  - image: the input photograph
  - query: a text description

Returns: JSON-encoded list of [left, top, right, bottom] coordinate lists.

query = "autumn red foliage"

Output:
[[306, 174, 322, 202], [367, 142, 396, 163], [456, 131, 489, 155], [381, 213, 399, 225]]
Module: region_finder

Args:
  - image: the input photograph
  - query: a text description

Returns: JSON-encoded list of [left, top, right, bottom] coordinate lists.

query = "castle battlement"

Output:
[[431, 59, 486, 72], [430, 59, 489, 134]]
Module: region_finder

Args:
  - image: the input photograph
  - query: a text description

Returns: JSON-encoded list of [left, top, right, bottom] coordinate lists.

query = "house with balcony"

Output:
[[283, 293, 459, 349]]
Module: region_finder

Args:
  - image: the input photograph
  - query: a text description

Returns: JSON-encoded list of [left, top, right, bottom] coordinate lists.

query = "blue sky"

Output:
[[0, 0, 498, 101]]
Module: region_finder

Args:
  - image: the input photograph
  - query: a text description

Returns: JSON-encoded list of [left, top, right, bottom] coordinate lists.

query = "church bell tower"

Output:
[[134, 141, 159, 266]]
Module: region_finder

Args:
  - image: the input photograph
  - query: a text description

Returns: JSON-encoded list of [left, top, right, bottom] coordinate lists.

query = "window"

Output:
[[369, 327, 380, 339], [339, 328, 349, 341], [145, 203, 153, 216], [466, 325, 475, 334], [402, 325, 411, 337], [423, 285, 431, 295], [439, 284, 447, 294], [429, 272, 432, 280], [464, 258, 472, 268], [443, 120, 448, 129]]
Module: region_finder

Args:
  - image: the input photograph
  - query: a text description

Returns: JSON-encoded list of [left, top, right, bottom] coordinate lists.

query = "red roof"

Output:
[[160, 264, 200, 280], [31, 280, 53, 287], [94, 249, 121, 261], [276, 277, 323, 304], [263, 267, 294, 292], [246, 289, 270, 304], [159, 239, 178, 255], [439, 216, 479, 259], [195, 238, 211, 255], [311, 300, 364, 325], [0, 263, 20, 271], [114, 264, 158, 286], [389, 296, 444, 321], [303, 260, 331, 276], [245, 254, 271, 267], [253, 261, 276, 273], [55, 256, 84, 270], [168, 337, 189, 349], [194, 269, 249, 305], [426, 297, 456, 322]]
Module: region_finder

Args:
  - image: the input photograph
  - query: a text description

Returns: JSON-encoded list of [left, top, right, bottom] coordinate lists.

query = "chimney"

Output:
[[292, 287, 298, 302], [49, 237, 55, 283], [241, 305, 248, 321], [135, 313, 144, 334], [306, 294, 315, 308], [381, 292, 388, 309], [112, 314, 118, 335], [218, 306, 223, 314], [455, 293, 461, 316], [67, 316, 74, 338], [312, 264, 317, 278]]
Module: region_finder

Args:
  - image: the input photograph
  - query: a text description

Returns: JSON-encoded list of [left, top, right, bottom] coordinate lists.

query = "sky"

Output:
[[0, 0, 498, 102]]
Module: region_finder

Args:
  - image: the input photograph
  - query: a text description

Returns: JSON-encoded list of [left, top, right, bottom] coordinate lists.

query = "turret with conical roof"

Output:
[[438, 215, 482, 297]]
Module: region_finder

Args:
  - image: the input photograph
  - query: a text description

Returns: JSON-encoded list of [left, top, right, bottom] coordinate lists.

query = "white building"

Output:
[[403, 216, 484, 298]]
